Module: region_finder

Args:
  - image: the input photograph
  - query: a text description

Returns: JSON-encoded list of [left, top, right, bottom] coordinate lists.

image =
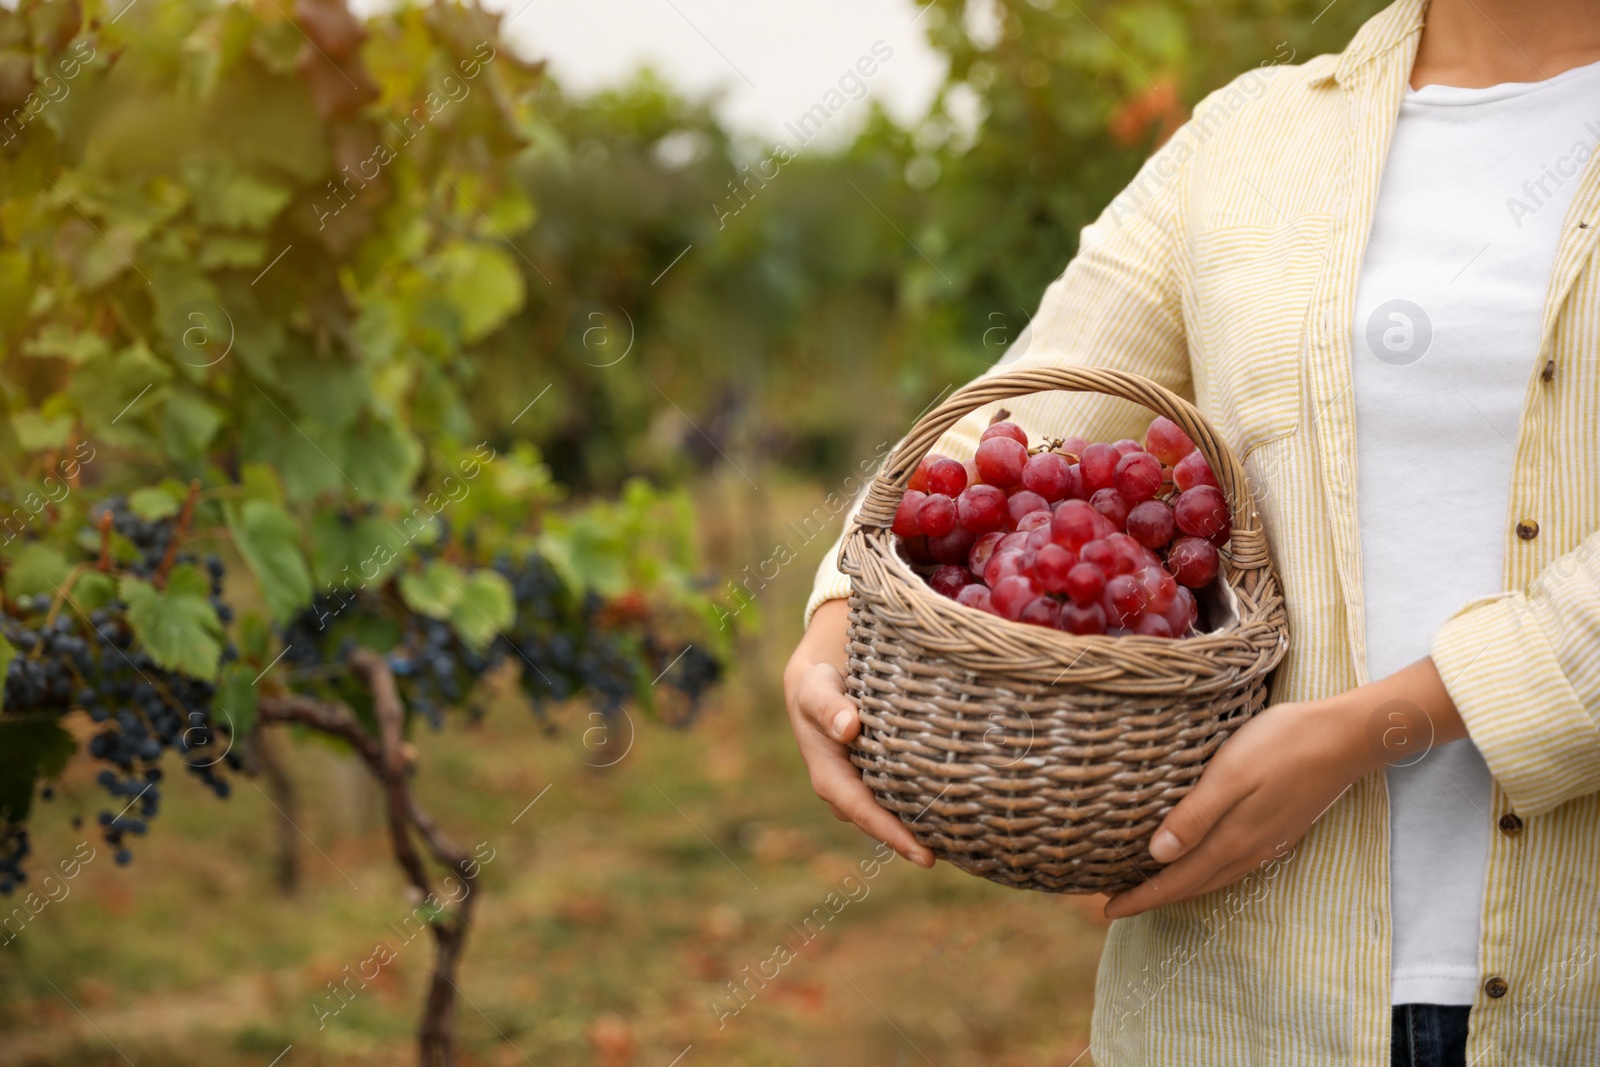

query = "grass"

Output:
[[0, 474, 1108, 1066]]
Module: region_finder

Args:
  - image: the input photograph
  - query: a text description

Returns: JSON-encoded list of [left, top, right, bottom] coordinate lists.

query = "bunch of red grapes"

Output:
[[893, 415, 1231, 638]]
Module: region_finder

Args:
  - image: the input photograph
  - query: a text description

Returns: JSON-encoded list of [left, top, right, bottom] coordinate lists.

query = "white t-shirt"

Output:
[[1352, 57, 1600, 1007]]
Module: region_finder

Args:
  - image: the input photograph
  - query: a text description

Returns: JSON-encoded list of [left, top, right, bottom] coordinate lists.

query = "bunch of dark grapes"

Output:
[[279, 548, 721, 734], [894, 415, 1233, 637], [0, 499, 239, 891]]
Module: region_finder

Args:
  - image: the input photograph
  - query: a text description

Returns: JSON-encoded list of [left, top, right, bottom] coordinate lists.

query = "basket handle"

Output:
[[851, 366, 1271, 571]]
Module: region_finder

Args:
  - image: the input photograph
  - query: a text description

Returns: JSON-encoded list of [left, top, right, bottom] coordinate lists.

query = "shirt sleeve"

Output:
[[1431, 530, 1600, 816], [802, 132, 1196, 628]]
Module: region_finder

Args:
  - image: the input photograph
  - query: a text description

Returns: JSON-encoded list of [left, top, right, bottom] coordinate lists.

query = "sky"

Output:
[[356, 0, 952, 146]]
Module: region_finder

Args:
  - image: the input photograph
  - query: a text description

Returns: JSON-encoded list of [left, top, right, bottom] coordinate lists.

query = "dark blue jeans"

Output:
[[1392, 1004, 1471, 1067]]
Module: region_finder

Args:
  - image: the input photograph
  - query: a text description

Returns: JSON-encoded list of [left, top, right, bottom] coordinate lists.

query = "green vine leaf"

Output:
[[448, 569, 513, 653], [0, 720, 76, 823], [226, 499, 313, 623], [120, 567, 223, 681], [398, 560, 463, 620]]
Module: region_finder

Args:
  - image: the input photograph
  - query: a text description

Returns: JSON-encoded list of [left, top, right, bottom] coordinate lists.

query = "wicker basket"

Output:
[[839, 366, 1289, 894]]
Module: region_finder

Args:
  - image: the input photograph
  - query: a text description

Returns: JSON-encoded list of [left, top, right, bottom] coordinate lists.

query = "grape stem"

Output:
[[153, 480, 202, 590], [257, 648, 477, 1067], [44, 563, 90, 629], [95, 510, 114, 572]]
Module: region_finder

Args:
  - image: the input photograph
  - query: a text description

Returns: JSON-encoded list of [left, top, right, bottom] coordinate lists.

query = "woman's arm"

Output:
[[1430, 530, 1600, 816], [1103, 657, 1466, 918]]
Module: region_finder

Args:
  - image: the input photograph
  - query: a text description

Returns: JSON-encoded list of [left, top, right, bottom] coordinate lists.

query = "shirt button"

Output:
[[1485, 976, 1510, 999], [1516, 519, 1540, 540], [1498, 813, 1524, 836]]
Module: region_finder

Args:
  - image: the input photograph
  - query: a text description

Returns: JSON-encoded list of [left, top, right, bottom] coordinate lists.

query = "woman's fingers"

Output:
[[806, 745, 933, 866], [793, 662, 859, 742], [1147, 751, 1246, 865], [1103, 783, 1257, 919], [787, 663, 933, 867]]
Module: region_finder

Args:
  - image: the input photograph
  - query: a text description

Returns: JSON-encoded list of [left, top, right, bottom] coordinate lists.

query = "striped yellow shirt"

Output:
[[806, 1, 1600, 1061]]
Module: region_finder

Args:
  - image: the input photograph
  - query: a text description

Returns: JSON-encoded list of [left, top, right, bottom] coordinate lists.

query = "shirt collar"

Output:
[[1310, 0, 1428, 87]]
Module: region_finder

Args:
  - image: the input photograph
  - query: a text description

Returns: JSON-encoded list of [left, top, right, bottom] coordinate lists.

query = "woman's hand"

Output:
[[783, 599, 935, 868], [1102, 657, 1465, 920]]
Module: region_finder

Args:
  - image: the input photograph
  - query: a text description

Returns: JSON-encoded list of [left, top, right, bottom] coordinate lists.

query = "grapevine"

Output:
[[1, 494, 240, 885]]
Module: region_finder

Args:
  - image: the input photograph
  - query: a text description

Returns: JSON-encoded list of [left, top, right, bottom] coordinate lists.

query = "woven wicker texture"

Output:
[[839, 367, 1290, 893]]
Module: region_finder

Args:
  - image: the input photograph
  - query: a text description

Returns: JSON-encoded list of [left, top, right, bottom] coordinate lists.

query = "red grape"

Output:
[[927, 458, 968, 497], [1174, 450, 1219, 491], [1021, 452, 1072, 501], [1126, 500, 1176, 549], [991, 575, 1039, 620], [1089, 488, 1130, 529], [1025, 524, 1054, 550], [1145, 416, 1196, 466], [976, 437, 1029, 487], [997, 531, 1030, 555], [1051, 500, 1099, 550], [1173, 486, 1230, 543], [1079, 443, 1120, 492], [1167, 536, 1219, 587], [1078, 539, 1115, 573], [1019, 595, 1061, 628], [909, 453, 947, 494], [1135, 565, 1178, 613], [984, 549, 1031, 588], [1114, 451, 1163, 502], [956, 583, 995, 613], [929, 564, 970, 598], [1018, 511, 1053, 534], [928, 525, 977, 564], [1065, 562, 1106, 606], [1034, 543, 1077, 592], [957, 484, 1007, 533], [1132, 612, 1174, 638], [968, 531, 1006, 574], [1113, 438, 1143, 456], [1099, 584, 1128, 628], [893, 490, 927, 538], [1007, 490, 1050, 527], [980, 420, 1029, 446], [1104, 532, 1146, 576], [1063, 463, 1087, 500], [1163, 585, 1198, 634], [917, 493, 957, 537], [1107, 573, 1145, 617], [1060, 601, 1107, 635], [963, 458, 982, 488]]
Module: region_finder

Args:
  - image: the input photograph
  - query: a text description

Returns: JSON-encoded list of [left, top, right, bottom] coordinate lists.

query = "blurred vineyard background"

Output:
[[0, 0, 1374, 1064]]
